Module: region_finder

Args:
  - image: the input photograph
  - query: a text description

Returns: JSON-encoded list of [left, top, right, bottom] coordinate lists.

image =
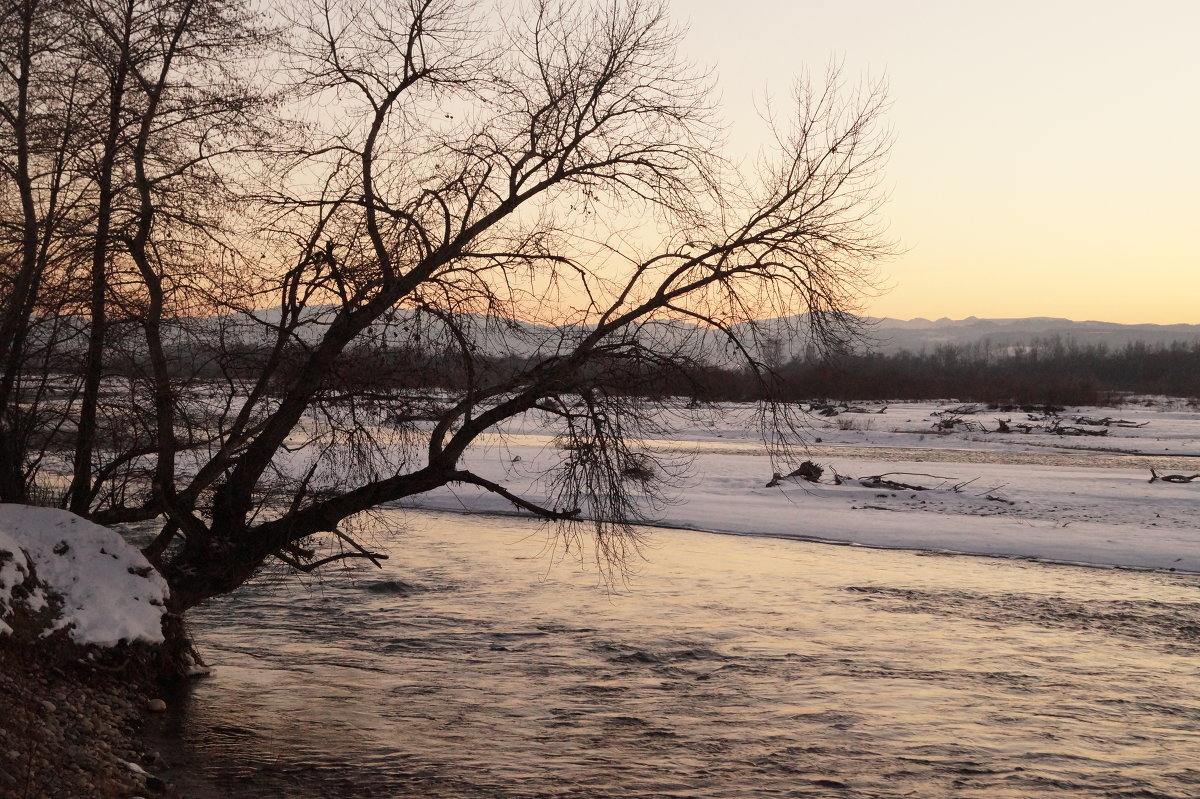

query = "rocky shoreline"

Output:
[[0, 643, 180, 799]]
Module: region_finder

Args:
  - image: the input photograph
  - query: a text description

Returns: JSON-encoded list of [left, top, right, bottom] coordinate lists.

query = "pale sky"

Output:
[[679, 1, 1200, 324]]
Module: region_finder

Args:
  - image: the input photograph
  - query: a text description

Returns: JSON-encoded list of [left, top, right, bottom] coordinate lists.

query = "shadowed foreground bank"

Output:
[[0, 644, 176, 798], [152, 511, 1200, 799]]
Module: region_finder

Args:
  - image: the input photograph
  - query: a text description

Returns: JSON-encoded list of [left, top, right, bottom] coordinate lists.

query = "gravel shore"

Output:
[[0, 643, 180, 799]]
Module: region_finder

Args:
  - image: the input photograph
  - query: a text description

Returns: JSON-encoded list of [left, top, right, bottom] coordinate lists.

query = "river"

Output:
[[148, 509, 1200, 798]]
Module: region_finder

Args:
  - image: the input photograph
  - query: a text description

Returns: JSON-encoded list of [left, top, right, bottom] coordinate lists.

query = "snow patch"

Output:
[[0, 533, 29, 635], [401, 400, 1200, 573], [0, 504, 168, 645]]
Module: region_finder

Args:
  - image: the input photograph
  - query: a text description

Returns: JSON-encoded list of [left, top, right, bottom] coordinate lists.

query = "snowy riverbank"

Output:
[[3, 398, 1198, 796], [405, 398, 1200, 572]]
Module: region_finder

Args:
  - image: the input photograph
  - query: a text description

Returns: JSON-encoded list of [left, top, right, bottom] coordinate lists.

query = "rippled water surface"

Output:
[[155, 511, 1200, 798]]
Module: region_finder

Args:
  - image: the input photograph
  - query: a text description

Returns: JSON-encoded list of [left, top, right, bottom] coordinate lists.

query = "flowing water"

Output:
[[150, 510, 1200, 798]]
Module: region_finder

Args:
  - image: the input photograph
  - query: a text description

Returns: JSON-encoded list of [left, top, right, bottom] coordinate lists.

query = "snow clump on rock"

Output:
[[0, 504, 168, 645]]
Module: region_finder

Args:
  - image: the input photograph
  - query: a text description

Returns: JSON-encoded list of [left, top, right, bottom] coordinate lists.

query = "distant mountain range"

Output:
[[192, 306, 1200, 365], [861, 316, 1200, 355]]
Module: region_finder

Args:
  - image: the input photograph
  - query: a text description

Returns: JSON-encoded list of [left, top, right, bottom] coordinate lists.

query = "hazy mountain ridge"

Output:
[[181, 306, 1200, 364], [860, 316, 1200, 355]]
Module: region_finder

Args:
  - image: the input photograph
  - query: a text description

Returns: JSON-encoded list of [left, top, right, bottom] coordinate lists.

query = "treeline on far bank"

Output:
[[580, 338, 1200, 405], [770, 339, 1200, 406], [409, 337, 1200, 406], [131, 336, 1200, 407]]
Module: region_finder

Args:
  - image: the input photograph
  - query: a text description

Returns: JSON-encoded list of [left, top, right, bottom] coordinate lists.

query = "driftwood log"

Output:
[[1149, 469, 1200, 484], [1074, 416, 1149, 428], [1051, 424, 1108, 437]]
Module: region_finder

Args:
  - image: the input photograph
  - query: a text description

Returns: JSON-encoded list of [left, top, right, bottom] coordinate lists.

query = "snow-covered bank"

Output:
[[0, 504, 167, 645], [402, 400, 1200, 573]]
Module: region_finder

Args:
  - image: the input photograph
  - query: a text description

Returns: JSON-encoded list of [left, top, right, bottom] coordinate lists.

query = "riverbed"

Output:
[[151, 509, 1200, 798]]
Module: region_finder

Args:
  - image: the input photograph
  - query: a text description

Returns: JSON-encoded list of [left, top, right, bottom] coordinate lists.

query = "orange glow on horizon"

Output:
[[679, 0, 1200, 326]]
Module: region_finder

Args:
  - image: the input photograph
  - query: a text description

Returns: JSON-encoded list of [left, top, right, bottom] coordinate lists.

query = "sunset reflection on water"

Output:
[[155, 510, 1200, 798]]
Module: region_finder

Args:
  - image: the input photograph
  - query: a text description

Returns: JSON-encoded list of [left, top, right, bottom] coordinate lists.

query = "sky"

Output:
[[678, 1, 1200, 324]]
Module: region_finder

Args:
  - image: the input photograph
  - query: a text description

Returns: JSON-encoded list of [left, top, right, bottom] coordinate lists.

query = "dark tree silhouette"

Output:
[[1, 0, 891, 656]]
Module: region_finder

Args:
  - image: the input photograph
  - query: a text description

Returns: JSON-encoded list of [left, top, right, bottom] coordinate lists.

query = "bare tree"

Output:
[[63, 0, 274, 514], [4, 0, 891, 659], [0, 0, 273, 510], [0, 0, 94, 503]]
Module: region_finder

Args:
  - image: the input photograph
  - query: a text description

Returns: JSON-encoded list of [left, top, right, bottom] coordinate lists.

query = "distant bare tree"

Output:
[[3, 0, 891, 659]]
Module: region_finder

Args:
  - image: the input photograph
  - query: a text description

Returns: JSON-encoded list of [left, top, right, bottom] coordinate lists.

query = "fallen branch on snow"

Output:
[[858, 472, 963, 491], [1149, 469, 1200, 484]]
